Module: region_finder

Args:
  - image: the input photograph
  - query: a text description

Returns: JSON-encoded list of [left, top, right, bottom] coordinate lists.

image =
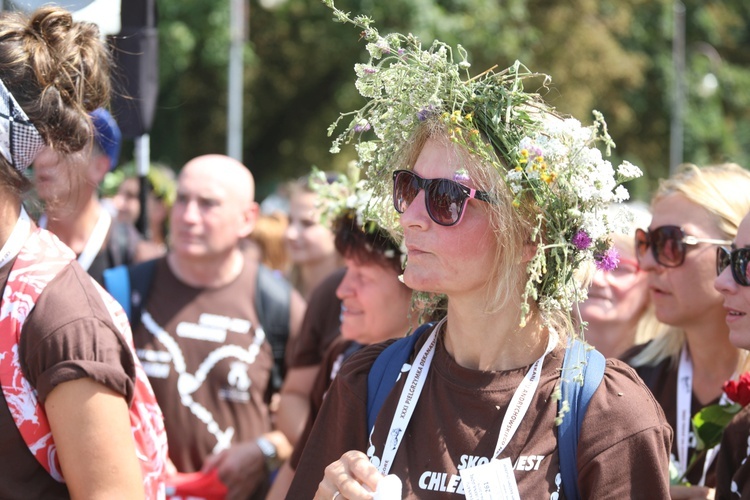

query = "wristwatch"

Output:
[[256, 436, 282, 473]]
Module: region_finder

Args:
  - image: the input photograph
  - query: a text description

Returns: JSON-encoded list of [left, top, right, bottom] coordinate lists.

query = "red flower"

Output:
[[723, 372, 750, 407]]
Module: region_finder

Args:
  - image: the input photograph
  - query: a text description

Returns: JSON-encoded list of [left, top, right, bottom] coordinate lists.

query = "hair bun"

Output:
[[0, 5, 112, 155]]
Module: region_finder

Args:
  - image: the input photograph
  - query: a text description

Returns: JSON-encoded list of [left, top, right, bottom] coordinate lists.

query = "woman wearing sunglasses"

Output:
[[713, 213, 750, 499], [624, 163, 750, 498], [287, 4, 671, 499]]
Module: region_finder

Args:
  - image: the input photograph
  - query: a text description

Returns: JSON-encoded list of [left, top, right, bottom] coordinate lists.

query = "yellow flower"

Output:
[[541, 172, 556, 184]]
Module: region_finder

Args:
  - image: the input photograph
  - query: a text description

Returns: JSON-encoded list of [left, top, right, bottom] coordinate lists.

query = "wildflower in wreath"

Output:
[[308, 164, 446, 322], [322, 0, 642, 330]]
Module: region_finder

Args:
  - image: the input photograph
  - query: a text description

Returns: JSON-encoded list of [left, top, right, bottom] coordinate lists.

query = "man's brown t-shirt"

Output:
[[290, 327, 672, 498], [133, 257, 274, 473]]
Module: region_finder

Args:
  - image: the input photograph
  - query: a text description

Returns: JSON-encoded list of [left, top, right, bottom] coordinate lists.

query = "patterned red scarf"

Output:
[[0, 226, 168, 498]]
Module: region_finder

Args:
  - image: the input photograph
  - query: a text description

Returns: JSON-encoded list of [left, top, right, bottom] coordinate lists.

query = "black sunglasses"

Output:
[[635, 225, 731, 268], [716, 246, 750, 287], [392, 169, 492, 227]]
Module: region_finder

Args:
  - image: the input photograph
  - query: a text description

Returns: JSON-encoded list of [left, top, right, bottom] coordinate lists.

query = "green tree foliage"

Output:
[[150, 0, 750, 201]]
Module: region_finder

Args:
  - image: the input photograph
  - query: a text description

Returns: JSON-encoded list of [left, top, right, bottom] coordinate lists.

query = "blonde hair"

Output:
[[393, 119, 571, 337], [630, 163, 750, 368]]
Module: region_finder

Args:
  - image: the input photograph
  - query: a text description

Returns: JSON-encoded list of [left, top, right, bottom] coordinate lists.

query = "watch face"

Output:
[[257, 437, 276, 458], [257, 436, 282, 472]]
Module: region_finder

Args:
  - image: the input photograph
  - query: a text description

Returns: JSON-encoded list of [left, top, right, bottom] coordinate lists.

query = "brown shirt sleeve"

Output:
[[20, 262, 136, 404], [577, 359, 673, 498], [715, 404, 750, 499]]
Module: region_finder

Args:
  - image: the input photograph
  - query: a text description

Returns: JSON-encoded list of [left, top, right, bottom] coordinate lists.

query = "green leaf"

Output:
[[691, 402, 742, 451]]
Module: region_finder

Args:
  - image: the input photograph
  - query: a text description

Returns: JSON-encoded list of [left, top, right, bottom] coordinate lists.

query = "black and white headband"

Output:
[[0, 78, 45, 171]]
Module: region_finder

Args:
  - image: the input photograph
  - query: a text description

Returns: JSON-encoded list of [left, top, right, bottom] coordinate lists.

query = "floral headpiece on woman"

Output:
[[309, 164, 446, 322], [323, 0, 642, 328]]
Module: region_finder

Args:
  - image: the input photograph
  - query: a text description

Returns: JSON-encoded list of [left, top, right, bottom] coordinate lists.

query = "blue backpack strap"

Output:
[[103, 258, 158, 329], [103, 264, 131, 318], [366, 323, 434, 433], [558, 338, 606, 500]]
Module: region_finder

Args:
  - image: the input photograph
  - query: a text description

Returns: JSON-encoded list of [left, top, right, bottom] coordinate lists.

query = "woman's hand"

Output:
[[314, 450, 383, 500]]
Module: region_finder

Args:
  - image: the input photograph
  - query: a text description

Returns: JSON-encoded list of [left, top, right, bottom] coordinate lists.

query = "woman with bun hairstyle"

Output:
[[0, 7, 167, 499]]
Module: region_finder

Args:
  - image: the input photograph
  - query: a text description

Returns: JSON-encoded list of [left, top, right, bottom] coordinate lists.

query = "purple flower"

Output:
[[354, 121, 371, 133], [572, 230, 592, 250], [595, 247, 620, 272], [417, 105, 436, 122]]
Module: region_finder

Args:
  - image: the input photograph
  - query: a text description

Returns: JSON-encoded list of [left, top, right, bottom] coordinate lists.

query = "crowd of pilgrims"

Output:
[[1, 4, 749, 500]]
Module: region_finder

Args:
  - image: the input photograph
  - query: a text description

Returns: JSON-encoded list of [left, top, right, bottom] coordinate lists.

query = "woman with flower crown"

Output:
[[710, 209, 750, 499], [0, 7, 167, 498], [287, 3, 671, 499], [623, 163, 750, 499]]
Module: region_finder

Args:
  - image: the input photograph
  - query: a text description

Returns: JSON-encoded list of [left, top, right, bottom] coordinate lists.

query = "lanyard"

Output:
[[377, 318, 558, 475], [38, 209, 112, 272], [0, 206, 31, 269], [675, 345, 723, 485]]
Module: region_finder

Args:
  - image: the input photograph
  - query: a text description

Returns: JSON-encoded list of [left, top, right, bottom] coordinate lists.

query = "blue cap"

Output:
[[90, 108, 122, 171]]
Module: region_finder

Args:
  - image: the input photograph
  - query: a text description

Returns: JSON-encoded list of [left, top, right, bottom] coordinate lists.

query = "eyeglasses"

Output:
[[392, 169, 491, 227], [606, 257, 640, 277], [716, 246, 750, 287], [635, 225, 732, 268]]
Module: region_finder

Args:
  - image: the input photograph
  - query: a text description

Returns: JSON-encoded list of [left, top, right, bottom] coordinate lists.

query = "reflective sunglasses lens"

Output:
[[393, 171, 419, 214], [716, 246, 731, 276], [733, 248, 750, 286], [427, 179, 465, 226], [653, 226, 685, 267]]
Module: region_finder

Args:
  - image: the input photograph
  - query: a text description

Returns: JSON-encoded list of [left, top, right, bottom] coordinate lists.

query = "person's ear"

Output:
[[521, 243, 538, 263], [239, 202, 259, 239], [91, 152, 111, 185]]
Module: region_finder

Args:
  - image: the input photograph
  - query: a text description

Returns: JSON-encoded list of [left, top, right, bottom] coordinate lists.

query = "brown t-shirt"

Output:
[[716, 404, 750, 499], [290, 337, 360, 469], [289, 326, 672, 498], [623, 342, 719, 486], [0, 259, 136, 499], [133, 257, 274, 477], [289, 267, 345, 368]]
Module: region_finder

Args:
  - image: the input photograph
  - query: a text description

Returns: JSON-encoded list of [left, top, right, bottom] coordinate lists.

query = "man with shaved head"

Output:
[[120, 155, 304, 499]]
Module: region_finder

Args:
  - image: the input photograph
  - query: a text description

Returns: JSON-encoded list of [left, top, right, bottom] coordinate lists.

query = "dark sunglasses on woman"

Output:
[[392, 169, 492, 227], [635, 225, 731, 268], [716, 246, 750, 286]]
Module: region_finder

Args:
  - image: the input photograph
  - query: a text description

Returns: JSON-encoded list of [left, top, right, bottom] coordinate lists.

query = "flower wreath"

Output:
[[322, 0, 642, 329], [309, 164, 447, 322]]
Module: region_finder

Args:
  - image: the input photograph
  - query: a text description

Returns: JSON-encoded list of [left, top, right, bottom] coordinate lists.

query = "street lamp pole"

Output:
[[669, 0, 685, 175], [227, 0, 246, 162]]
